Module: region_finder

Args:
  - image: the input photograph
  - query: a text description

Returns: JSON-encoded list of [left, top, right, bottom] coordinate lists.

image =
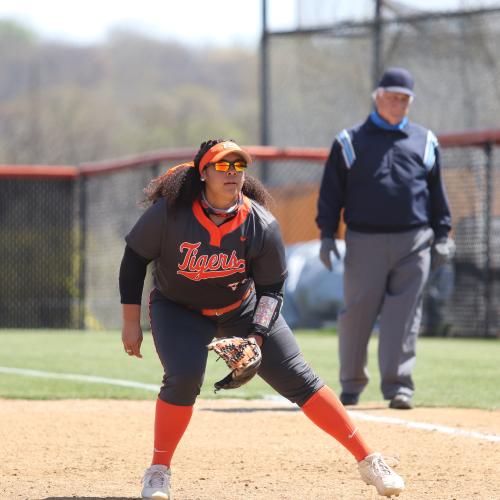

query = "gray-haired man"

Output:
[[316, 67, 453, 409]]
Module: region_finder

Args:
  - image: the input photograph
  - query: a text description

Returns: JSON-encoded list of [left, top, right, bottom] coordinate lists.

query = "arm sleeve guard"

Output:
[[249, 290, 283, 340]]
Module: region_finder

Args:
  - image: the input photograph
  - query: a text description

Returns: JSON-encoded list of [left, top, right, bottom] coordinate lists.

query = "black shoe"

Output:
[[340, 392, 359, 406], [389, 394, 413, 410]]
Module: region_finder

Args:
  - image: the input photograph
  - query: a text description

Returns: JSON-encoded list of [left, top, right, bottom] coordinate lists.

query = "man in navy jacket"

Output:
[[316, 67, 453, 410]]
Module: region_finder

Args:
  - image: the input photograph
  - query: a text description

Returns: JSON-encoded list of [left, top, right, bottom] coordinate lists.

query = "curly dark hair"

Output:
[[144, 139, 273, 210]]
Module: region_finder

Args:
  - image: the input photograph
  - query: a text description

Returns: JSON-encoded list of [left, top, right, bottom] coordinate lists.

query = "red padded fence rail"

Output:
[[77, 146, 331, 177], [0, 165, 78, 179], [438, 128, 500, 148], [1, 128, 500, 177]]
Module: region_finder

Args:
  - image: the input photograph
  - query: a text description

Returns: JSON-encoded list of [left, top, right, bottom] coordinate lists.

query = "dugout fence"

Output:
[[1, 130, 500, 337], [262, 3, 500, 148]]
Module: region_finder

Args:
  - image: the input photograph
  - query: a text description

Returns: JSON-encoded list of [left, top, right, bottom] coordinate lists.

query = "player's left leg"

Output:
[[257, 315, 404, 496], [257, 315, 372, 459]]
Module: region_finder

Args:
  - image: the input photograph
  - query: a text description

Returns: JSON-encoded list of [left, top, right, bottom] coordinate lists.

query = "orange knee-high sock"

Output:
[[301, 385, 373, 461], [152, 398, 194, 467]]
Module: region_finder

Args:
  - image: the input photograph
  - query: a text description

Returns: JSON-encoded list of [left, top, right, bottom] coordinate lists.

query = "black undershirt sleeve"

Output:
[[119, 245, 152, 304], [255, 280, 284, 298]]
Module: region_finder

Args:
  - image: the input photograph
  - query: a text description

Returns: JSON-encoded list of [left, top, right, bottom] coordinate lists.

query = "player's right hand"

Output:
[[122, 322, 143, 358], [319, 237, 341, 271]]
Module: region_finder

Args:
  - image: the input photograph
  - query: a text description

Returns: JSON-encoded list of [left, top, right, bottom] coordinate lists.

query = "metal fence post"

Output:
[[78, 173, 87, 330], [372, 0, 383, 88], [484, 142, 493, 338], [260, 0, 270, 184]]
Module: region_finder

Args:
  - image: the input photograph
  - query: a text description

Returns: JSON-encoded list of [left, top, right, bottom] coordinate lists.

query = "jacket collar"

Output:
[[366, 110, 410, 136]]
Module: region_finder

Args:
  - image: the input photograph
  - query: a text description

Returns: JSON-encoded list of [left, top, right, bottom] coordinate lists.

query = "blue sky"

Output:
[[0, 0, 497, 46]]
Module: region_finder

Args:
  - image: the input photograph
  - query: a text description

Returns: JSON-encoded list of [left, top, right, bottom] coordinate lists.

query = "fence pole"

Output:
[[484, 142, 493, 338], [260, 0, 270, 183], [78, 174, 87, 330], [372, 0, 383, 89]]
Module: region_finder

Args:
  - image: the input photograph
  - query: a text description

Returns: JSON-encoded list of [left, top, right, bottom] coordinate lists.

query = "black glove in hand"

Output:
[[431, 237, 455, 272], [319, 237, 341, 271]]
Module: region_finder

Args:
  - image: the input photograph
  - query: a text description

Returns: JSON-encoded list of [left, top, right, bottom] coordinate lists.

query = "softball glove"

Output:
[[207, 337, 262, 392]]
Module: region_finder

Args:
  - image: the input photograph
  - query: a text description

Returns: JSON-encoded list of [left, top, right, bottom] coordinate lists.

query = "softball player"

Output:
[[119, 139, 405, 499]]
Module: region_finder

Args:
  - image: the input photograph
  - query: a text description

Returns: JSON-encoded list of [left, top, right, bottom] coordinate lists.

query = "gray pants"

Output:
[[339, 227, 433, 399], [149, 289, 323, 406]]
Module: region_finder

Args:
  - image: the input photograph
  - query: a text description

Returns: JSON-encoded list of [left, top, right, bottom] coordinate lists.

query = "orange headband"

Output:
[[198, 141, 252, 174]]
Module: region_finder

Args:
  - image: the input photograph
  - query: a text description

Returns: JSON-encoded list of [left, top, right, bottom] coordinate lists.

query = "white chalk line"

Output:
[[0, 366, 159, 392], [1, 366, 499, 443], [348, 411, 500, 443]]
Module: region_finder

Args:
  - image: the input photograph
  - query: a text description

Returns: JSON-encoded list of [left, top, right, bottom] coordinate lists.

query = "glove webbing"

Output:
[[215, 345, 248, 365]]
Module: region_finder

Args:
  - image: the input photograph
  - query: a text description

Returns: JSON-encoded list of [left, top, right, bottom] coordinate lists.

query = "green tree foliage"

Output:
[[0, 22, 258, 164], [0, 18, 37, 46]]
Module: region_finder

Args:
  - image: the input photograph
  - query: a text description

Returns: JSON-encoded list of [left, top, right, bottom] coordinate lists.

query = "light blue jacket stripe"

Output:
[[336, 129, 356, 169], [423, 130, 438, 172]]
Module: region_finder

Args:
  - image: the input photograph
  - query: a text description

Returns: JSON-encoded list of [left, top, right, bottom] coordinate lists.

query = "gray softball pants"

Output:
[[149, 288, 324, 406], [338, 226, 433, 399]]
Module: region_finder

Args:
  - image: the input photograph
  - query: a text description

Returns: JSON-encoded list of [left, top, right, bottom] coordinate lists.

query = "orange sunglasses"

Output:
[[209, 160, 248, 172]]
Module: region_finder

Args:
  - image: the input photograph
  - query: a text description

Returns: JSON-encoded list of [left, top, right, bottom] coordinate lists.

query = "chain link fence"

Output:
[[0, 175, 77, 327], [1, 137, 500, 337], [264, 5, 500, 148], [3, 3, 500, 337]]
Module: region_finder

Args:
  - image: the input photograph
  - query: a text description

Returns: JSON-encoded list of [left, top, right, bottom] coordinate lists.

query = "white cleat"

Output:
[[358, 452, 405, 497], [141, 464, 171, 499]]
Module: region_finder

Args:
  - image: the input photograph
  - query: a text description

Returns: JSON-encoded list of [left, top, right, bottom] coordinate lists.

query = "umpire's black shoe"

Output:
[[389, 394, 413, 410], [340, 392, 359, 406]]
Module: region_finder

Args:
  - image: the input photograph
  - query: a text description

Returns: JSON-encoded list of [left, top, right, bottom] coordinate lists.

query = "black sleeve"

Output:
[[119, 245, 151, 304], [255, 280, 284, 297], [316, 139, 347, 239], [428, 147, 452, 239]]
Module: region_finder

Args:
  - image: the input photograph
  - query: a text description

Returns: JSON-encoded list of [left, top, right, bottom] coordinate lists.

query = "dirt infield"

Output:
[[1, 399, 499, 500]]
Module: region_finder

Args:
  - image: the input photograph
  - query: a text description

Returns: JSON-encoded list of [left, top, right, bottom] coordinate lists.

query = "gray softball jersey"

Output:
[[126, 195, 323, 406], [125, 196, 288, 312]]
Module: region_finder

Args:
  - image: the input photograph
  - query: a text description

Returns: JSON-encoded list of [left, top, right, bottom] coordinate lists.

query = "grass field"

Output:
[[0, 329, 498, 409]]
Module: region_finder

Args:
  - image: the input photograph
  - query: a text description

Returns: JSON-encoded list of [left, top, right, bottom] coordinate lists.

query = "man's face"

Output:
[[375, 90, 412, 125]]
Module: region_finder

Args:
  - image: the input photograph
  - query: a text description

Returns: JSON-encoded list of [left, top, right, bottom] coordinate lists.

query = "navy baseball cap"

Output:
[[377, 67, 415, 96]]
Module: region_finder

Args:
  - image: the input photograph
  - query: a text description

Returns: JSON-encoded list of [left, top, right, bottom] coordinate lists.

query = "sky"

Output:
[[1, 0, 499, 47]]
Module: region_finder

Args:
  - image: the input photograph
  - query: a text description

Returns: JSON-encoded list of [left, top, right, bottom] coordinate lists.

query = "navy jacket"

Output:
[[316, 115, 452, 240]]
